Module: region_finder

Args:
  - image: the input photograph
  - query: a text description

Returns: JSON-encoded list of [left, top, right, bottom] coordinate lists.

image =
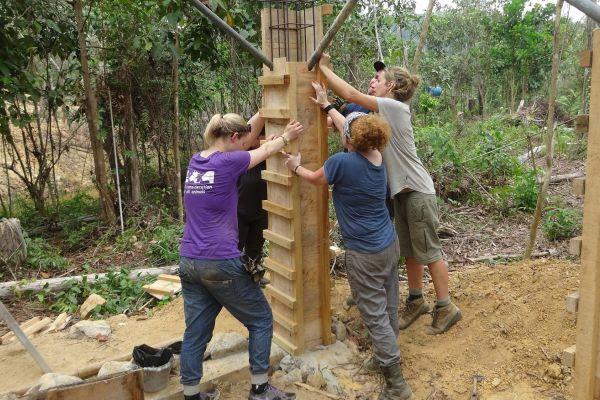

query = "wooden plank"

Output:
[[42, 370, 144, 400], [273, 332, 299, 355], [581, 50, 593, 68], [262, 200, 294, 219], [265, 284, 296, 308], [575, 30, 600, 400], [261, 170, 292, 186], [1, 316, 41, 343], [329, 245, 344, 259], [157, 274, 181, 283], [567, 292, 580, 314], [263, 229, 294, 250], [573, 177, 586, 196], [570, 236, 582, 257], [562, 345, 577, 368], [258, 74, 290, 86], [264, 257, 296, 280], [273, 309, 298, 333], [575, 114, 590, 133], [260, 108, 291, 119]]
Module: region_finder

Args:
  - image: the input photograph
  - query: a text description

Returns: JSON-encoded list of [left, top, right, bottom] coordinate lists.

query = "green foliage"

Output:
[[147, 225, 184, 263], [39, 268, 155, 317], [490, 167, 539, 216], [60, 191, 98, 221], [542, 208, 582, 241], [25, 237, 69, 271]]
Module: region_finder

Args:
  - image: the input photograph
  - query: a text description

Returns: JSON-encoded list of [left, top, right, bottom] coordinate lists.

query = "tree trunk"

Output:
[[412, 0, 436, 73], [125, 74, 141, 204], [172, 27, 184, 222], [73, 0, 116, 224], [0, 218, 27, 270], [524, 0, 564, 259]]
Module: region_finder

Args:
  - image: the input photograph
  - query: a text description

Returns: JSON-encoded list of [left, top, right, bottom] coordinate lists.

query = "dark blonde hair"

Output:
[[349, 114, 391, 152], [203, 113, 251, 146], [383, 67, 421, 102]]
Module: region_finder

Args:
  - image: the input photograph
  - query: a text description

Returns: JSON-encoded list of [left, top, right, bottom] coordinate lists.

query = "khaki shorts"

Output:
[[393, 192, 443, 265]]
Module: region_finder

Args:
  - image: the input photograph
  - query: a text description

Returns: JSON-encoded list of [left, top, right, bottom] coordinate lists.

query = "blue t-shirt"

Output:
[[324, 152, 396, 253]]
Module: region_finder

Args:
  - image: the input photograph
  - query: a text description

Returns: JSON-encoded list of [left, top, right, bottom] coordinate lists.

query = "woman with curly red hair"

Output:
[[283, 111, 414, 400]]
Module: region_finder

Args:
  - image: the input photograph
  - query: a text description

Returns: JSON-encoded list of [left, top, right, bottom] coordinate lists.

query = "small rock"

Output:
[[306, 371, 326, 389], [332, 321, 347, 341], [206, 332, 248, 359], [279, 354, 299, 373], [111, 314, 129, 326], [300, 363, 315, 382], [321, 368, 343, 395], [546, 363, 564, 380], [491, 377, 501, 388], [271, 370, 286, 381], [97, 361, 137, 377], [283, 368, 303, 384], [69, 320, 111, 339], [79, 293, 107, 319], [37, 373, 82, 391]]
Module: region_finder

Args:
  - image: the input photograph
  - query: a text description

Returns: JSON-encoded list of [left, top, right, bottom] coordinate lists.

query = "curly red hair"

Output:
[[349, 114, 391, 152]]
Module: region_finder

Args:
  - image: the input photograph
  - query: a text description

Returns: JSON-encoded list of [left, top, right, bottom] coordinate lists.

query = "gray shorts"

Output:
[[393, 191, 443, 265]]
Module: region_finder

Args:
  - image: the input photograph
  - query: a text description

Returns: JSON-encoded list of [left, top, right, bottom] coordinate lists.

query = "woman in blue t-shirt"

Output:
[[283, 111, 414, 400]]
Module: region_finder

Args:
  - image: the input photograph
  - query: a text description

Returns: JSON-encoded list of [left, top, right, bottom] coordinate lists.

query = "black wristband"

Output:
[[293, 165, 301, 175], [323, 104, 335, 113]]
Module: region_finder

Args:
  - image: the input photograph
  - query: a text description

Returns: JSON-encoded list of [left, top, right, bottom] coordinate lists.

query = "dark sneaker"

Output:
[[398, 297, 432, 330], [426, 302, 462, 335], [185, 389, 220, 400], [247, 383, 296, 400]]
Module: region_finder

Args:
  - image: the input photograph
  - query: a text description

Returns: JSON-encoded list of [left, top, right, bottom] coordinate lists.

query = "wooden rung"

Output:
[[273, 333, 299, 355], [263, 229, 294, 249], [157, 274, 181, 283], [561, 345, 576, 368], [258, 74, 290, 86], [260, 108, 291, 119], [264, 257, 296, 280], [569, 236, 582, 257], [262, 200, 293, 219], [262, 170, 292, 186], [273, 309, 298, 333], [265, 285, 296, 308], [572, 177, 586, 196], [566, 292, 580, 314], [575, 115, 589, 133], [580, 50, 593, 68]]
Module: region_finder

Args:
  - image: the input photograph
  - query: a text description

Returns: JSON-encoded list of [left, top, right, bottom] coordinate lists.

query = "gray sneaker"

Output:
[[426, 302, 462, 335], [248, 383, 296, 400], [184, 389, 220, 400], [398, 297, 433, 330]]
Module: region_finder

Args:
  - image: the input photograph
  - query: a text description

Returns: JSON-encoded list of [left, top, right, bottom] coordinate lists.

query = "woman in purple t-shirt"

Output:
[[179, 113, 303, 400]]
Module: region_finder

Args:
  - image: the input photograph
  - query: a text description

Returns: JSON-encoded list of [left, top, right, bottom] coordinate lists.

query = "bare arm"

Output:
[[247, 120, 303, 169], [319, 64, 379, 113], [283, 153, 328, 186], [242, 112, 265, 150], [310, 81, 345, 144]]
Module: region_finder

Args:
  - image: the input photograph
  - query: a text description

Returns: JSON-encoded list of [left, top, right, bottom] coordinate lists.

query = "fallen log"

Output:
[[0, 265, 178, 299], [448, 249, 557, 264], [549, 172, 585, 184]]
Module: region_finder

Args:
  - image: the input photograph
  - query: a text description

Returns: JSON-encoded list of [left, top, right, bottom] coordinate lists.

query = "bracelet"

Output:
[[293, 165, 301, 175], [323, 104, 335, 113], [279, 135, 289, 146]]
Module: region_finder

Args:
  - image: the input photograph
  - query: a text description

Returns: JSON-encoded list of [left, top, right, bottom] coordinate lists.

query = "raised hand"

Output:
[[283, 119, 304, 141], [310, 81, 329, 108]]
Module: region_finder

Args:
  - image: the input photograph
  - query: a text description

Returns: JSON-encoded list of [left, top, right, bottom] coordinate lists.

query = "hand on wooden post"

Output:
[[283, 120, 304, 142], [310, 82, 330, 109], [283, 152, 302, 172], [319, 53, 332, 69]]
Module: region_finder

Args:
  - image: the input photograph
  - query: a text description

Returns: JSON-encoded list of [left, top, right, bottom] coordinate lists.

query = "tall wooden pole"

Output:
[[412, 0, 436, 73], [172, 27, 184, 222], [524, 0, 563, 259]]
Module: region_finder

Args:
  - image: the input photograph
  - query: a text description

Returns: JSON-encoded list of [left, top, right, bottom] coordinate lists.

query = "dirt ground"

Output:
[[0, 257, 578, 399]]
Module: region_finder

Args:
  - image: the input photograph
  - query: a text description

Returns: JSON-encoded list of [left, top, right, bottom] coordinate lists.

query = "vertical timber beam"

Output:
[[575, 28, 600, 399], [259, 5, 332, 355]]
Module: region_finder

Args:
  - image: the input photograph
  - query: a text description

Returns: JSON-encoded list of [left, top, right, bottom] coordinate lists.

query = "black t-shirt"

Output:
[[237, 160, 267, 217]]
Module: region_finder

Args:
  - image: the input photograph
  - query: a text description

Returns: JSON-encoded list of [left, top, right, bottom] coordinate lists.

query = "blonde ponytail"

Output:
[[384, 67, 421, 102], [203, 113, 251, 147]]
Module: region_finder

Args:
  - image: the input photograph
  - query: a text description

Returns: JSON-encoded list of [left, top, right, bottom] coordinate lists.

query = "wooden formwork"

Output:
[[575, 28, 600, 399], [258, 4, 333, 355]]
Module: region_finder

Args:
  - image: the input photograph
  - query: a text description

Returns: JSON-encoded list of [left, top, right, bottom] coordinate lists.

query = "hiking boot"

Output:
[[426, 302, 462, 335], [184, 389, 220, 400], [361, 355, 381, 373], [379, 364, 414, 400], [248, 383, 296, 400], [398, 297, 432, 330]]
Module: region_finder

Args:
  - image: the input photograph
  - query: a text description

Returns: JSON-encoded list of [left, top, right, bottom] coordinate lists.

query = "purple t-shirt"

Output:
[[180, 151, 251, 260]]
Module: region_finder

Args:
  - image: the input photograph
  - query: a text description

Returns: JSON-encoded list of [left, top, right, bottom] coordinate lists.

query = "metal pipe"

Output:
[[187, 0, 274, 69], [307, 0, 358, 70], [564, 0, 600, 24]]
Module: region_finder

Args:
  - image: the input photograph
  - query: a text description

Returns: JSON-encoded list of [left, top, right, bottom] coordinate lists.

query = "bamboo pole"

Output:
[[524, 0, 564, 259], [412, 0, 436, 73]]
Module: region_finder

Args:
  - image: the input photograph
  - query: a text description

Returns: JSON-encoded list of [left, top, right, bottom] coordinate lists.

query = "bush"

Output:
[[512, 168, 539, 212], [542, 208, 582, 241], [60, 191, 98, 221], [25, 237, 69, 270], [147, 224, 184, 263]]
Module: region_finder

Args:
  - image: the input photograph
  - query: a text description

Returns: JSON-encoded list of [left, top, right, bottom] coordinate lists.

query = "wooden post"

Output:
[[575, 28, 600, 399], [260, 5, 332, 355]]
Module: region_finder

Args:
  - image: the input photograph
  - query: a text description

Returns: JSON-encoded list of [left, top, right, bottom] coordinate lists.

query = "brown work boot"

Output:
[[426, 302, 462, 335], [398, 297, 432, 330], [379, 364, 414, 400]]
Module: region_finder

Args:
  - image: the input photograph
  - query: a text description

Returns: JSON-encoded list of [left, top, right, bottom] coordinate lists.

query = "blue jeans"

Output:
[[179, 256, 273, 388]]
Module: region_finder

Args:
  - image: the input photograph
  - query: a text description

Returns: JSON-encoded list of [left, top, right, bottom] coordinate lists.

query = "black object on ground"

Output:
[[133, 344, 173, 368]]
